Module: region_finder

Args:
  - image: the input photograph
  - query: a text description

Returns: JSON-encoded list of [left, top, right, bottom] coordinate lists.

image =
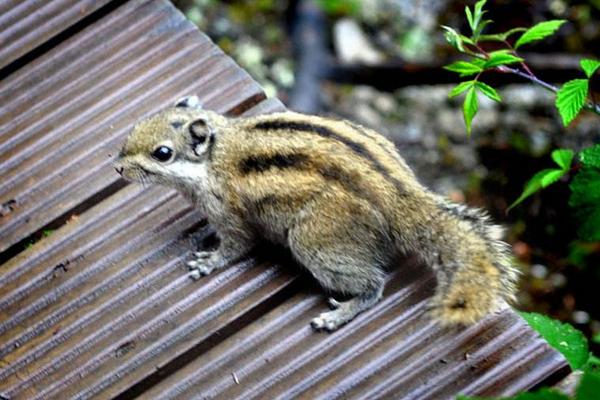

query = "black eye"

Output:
[[152, 146, 173, 162]]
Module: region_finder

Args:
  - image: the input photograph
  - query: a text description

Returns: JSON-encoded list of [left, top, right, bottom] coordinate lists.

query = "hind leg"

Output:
[[288, 194, 389, 331]]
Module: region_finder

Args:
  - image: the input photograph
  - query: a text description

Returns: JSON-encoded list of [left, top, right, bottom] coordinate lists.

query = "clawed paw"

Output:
[[186, 251, 217, 280], [310, 310, 346, 331], [193, 251, 213, 259]]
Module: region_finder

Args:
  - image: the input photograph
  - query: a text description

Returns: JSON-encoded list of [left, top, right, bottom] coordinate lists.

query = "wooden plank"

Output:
[[0, 0, 266, 252], [142, 262, 568, 399], [0, 0, 114, 70]]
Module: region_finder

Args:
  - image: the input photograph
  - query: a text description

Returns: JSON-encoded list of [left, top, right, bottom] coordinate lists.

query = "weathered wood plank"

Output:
[[0, 0, 115, 70], [0, 0, 265, 252]]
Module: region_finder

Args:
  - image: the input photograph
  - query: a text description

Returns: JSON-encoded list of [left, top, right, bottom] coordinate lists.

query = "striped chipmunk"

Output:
[[115, 95, 519, 331]]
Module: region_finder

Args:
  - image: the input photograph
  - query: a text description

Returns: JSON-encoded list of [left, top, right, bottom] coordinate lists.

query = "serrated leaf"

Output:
[[580, 58, 600, 78], [551, 149, 574, 170], [519, 312, 589, 370], [484, 52, 524, 69], [463, 86, 478, 135], [449, 81, 475, 98], [475, 81, 501, 102], [579, 144, 600, 168], [556, 79, 589, 126], [444, 61, 483, 76], [569, 168, 600, 241], [515, 20, 567, 49], [576, 371, 600, 400], [508, 168, 568, 210]]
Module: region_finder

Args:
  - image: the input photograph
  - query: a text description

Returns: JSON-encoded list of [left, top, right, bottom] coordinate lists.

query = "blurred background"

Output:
[[172, 0, 600, 345]]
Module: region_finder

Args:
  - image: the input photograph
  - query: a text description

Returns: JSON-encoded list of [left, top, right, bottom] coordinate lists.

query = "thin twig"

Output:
[[497, 65, 559, 92], [497, 65, 600, 115], [503, 39, 536, 77]]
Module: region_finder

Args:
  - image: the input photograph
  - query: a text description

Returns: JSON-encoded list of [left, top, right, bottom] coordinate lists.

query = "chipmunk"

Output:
[[115, 95, 518, 331]]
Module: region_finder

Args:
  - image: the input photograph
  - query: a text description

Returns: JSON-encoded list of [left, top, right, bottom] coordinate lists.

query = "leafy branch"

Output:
[[442, 0, 600, 134], [443, 0, 600, 242]]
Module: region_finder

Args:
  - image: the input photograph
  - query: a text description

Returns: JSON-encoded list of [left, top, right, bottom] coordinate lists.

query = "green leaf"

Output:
[[508, 168, 568, 210], [514, 389, 568, 400], [515, 20, 567, 49], [473, 0, 486, 21], [465, 6, 474, 32], [463, 86, 478, 135], [444, 61, 484, 76], [442, 26, 466, 52], [586, 355, 600, 373], [479, 27, 527, 42], [519, 312, 589, 370], [577, 371, 600, 400], [475, 81, 501, 102], [593, 333, 600, 344], [556, 79, 589, 126], [474, 20, 492, 39], [580, 59, 600, 78], [509, 149, 573, 210], [484, 51, 524, 68], [551, 149, 574, 170], [569, 168, 600, 241], [465, 0, 489, 38], [579, 144, 600, 168], [470, 57, 487, 68], [449, 81, 475, 98]]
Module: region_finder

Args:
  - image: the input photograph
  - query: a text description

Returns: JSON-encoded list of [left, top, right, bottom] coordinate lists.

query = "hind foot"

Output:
[[186, 251, 221, 280], [311, 290, 383, 332]]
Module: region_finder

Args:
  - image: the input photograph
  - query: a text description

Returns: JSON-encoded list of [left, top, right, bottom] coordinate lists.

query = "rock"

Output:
[[333, 18, 384, 65]]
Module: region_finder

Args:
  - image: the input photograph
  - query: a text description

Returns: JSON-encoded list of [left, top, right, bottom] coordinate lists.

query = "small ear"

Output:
[[175, 95, 202, 109], [189, 119, 214, 157], [189, 119, 207, 139]]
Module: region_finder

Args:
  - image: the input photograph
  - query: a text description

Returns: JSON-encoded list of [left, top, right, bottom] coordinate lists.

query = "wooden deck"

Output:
[[0, 1, 569, 399]]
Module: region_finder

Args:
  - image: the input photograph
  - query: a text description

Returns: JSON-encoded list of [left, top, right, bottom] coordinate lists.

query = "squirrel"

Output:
[[115, 95, 519, 331]]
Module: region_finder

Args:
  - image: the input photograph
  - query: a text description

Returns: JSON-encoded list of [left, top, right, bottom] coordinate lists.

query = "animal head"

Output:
[[115, 96, 225, 188]]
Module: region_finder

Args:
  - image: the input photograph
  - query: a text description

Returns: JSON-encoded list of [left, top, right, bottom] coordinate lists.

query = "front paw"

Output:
[[186, 251, 218, 280], [311, 310, 347, 331]]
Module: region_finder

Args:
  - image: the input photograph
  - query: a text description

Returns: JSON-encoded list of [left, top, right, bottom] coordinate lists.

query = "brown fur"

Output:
[[116, 96, 519, 331]]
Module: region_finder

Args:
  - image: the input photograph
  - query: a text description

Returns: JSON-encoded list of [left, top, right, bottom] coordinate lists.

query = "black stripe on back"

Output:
[[239, 153, 309, 174], [252, 120, 406, 195], [344, 121, 404, 165]]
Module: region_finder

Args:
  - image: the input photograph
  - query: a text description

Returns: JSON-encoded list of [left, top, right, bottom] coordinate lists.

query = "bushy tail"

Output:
[[428, 197, 519, 325]]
